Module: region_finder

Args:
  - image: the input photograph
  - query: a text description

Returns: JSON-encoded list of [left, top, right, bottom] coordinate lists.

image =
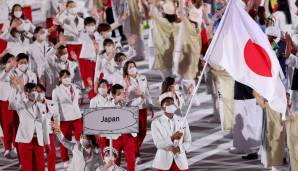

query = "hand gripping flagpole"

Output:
[[176, 0, 233, 135]]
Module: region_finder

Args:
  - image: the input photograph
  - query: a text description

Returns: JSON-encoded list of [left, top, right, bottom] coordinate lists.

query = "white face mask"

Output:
[[18, 64, 28, 72], [30, 92, 39, 101], [37, 93, 45, 102], [68, 7, 77, 15], [128, 67, 137, 75], [164, 104, 177, 114], [14, 11, 22, 18], [86, 26, 96, 34], [106, 46, 114, 54], [98, 88, 107, 96], [62, 77, 71, 85], [39, 33, 47, 41], [60, 54, 68, 62]]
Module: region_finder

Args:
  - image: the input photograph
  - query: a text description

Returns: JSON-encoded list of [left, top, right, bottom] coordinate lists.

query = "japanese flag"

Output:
[[206, 0, 287, 115]]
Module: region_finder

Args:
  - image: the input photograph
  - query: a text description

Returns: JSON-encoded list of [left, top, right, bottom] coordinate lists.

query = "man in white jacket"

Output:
[[9, 82, 49, 171], [151, 94, 191, 171]]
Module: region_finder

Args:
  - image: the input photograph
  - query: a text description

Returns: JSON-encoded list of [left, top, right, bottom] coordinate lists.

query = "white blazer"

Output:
[[125, 74, 153, 109], [151, 114, 191, 170], [79, 31, 97, 61], [42, 99, 60, 135], [57, 11, 84, 43], [89, 94, 114, 108], [0, 69, 14, 101], [28, 41, 54, 76], [9, 91, 49, 146], [52, 84, 82, 121], [45, 54, 78, 97]]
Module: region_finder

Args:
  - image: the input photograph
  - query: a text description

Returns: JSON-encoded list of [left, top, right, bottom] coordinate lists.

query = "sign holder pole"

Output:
[[109, 137, 113, 157]]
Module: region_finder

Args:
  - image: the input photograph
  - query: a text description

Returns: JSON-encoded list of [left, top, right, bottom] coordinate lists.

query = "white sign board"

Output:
[[83, 107, 139, 135]]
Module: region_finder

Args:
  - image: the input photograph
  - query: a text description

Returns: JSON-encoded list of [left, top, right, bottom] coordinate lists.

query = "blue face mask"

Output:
[[215, 3, 222, 11]]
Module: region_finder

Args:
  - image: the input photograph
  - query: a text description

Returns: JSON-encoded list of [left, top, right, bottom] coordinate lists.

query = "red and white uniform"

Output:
[[78, 31, 98, 98], [52, 83, 83, 162], [41, 99, 60, 171], [152, 114, 191, 171], [124, 74, 153, 157], [57, 10, 84, 60], [9, 91, 49, 171], [44, 53, 78, 98], [89, 93, 114, 156], [0, 69, 18, 151]]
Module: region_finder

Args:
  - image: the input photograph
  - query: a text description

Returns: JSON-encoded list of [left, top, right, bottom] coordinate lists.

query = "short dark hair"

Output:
[[58, 45, 67, 50], [24, 82, 37, 93], [160, 97, 174, 106], [97, 23, 111, 33], [59, 70, 71, 78], [66, 0, 75, 7], [161, 77, 175, 94], [36, 83, 46, 92], [103, 39, 114, 47], [0, 53, 14, 65], [98, 79, 109, 87], [16, 53, 29, 62], [34, 26, 43, 34], [111, 84, 124, 95], [114, 52, 126, 62], [84, 17, 96, 26]]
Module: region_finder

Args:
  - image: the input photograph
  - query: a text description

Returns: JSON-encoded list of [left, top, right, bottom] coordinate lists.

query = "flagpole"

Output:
[[179, 0, 234, 129]]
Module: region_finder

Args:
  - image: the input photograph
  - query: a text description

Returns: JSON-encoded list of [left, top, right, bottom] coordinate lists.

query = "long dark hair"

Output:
[[276, 0, 292, 24], [10, 4, 25, 21], [123, 60, 136, 78], [161, 77, 175, 94]]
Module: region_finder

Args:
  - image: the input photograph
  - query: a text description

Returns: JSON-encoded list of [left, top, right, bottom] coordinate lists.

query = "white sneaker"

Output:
[[271, 166, 282, 171], [63, 161, 69, 169], [135, 157, 141, 164], [3, 150, 10, 158], [192, 95, 201, 107]]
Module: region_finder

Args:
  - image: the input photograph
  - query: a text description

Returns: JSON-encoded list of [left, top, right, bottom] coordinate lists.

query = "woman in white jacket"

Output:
[[52, 69, 91, 168]]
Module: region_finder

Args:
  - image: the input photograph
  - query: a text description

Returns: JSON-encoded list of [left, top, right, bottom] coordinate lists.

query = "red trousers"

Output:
[[18, 138, 45, 171], [46, 134, 56, 171], [23, 6, 32, 22], [0, 38, 7, 54], [156, 162, 189, 171], [136, 108, 147, 156], [0, 101, 19, 150], [96, 135, 108, 157], [66, 44, 82, 61], [78, 58, 96, 99], [113, 134, 137, 171], [46, 18, 58, 44], [60, 118, 83, 161]]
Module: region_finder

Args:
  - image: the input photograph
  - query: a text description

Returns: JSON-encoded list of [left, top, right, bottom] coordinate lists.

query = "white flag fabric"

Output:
[[205, 0, 287, 115]]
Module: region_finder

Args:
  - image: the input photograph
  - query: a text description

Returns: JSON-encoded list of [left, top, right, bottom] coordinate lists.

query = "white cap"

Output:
[[162, 1, 176, 15], [158, 92, 174, 105], [266, 26, 281, 38]]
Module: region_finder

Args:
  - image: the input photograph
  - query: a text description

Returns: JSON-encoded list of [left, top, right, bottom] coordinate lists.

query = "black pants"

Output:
[[105, 7, 126, 43]]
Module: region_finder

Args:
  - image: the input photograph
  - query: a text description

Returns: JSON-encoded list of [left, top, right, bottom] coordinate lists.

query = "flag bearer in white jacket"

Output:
[[8, 82, 50, 171], [52, 69, 92, 168], [36, 84, 59, 171], [123, 60, 153, 163], [151, 95, 191, 171]]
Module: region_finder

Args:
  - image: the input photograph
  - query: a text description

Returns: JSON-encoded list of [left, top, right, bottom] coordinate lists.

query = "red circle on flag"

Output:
[[244, 39, 272, 77]]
